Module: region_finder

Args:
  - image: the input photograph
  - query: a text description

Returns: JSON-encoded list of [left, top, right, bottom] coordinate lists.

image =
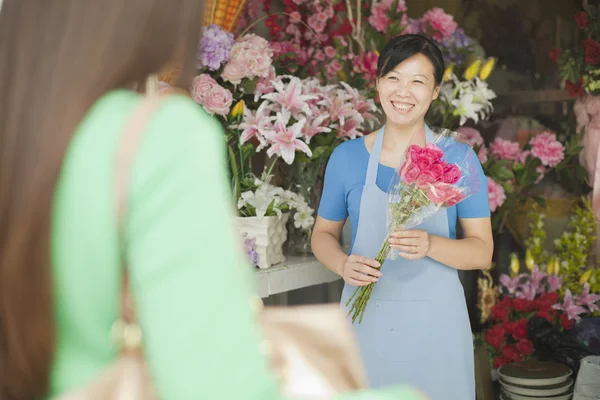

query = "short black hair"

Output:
[[377, 34, 445, 85]]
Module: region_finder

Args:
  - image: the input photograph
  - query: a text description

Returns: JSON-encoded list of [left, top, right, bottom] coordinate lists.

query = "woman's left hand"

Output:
[[388, 230, 431, 260]]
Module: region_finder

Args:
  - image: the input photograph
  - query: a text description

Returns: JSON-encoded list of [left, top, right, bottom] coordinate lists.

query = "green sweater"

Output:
[[49, 90, 424, 400]]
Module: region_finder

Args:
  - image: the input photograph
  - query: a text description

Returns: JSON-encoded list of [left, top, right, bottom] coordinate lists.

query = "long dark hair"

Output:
[[0, 1, 203, 398]]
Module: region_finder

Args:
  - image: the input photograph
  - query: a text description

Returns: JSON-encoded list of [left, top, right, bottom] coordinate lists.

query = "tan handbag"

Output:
[[55, 94, 367, 399]]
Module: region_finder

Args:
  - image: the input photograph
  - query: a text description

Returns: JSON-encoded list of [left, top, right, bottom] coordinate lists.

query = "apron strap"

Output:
[[366, 126, 385, 185]]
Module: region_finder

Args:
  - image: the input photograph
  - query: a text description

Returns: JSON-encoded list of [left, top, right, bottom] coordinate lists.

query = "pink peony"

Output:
[[420, 7, 457, 41], [530, 131, 565, 167], [490, 138, 521, 161], [203, 85, 233, 116], [487, 177, 506, 212], [190, 74, 218, 104]]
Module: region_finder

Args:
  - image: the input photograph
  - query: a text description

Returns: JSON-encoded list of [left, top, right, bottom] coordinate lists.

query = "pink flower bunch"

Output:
[[487, 177, 506, 212], [419, 7, 458, 41], [456, 126, 488, 163], [400, 143, 464, 206], [352, 51, 379, 84], [237, 76, 377, 164], [221, 34, 273, 85], [529, 131, 565, 168], [190, 74, 233, 116], [490, 137, 522, 162], [368, 0, 408, 33]]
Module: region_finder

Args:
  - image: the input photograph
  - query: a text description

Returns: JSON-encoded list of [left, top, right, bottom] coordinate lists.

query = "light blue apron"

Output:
[[341, 126, 475, 399]]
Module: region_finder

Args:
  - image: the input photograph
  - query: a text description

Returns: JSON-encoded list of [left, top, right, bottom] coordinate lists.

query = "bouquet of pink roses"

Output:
[[346, 128, 482, 323]]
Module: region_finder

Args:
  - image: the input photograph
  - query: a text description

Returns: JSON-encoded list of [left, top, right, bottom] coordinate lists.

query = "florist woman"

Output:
[[312, 34, 493, 399]]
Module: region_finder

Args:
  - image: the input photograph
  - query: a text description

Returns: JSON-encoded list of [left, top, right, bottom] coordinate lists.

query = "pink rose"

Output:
[[203, 85, 233, 116], [427, 184, 463, 206], [221, 61, 246, 85], [401, 162, 420, 184], [442, 163, 462, 184], [529, 131, 565, 167], [416, 170, 438, 189], [425, 143, 444, 160], [190, 74, 217, 104], [487, 177, 506, 212]]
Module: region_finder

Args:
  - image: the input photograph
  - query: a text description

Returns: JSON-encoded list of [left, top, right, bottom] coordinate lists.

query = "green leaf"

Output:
[[488, 161, 515, 181], [532, 196, 547, 208]]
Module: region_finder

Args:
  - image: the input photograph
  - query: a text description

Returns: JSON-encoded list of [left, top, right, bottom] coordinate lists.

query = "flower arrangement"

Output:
[[346, 129, 481, 323], [552, 6, 600, 97], [480, 200, 600, 369], [237, 173, 315, 231], [457, 126, 583, 232]]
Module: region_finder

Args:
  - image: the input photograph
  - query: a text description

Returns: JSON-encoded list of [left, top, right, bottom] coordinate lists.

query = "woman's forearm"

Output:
[[311, 231, 348, 276], [427, 235, 493, 270]]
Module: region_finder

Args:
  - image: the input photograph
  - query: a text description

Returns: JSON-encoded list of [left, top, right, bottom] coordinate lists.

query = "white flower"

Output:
[[293, 205, 315, 230], [452, 92, 484, 126]]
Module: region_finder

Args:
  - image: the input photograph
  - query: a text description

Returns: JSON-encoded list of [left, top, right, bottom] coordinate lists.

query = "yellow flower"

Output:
[[525, 249, 534, 270], [555, 259, 561, 275], [464, 59, 481, 81], [479, 57, 496, 80], [580, 269, 593, 285], [443, 64, 454, 82], [547, 258, 555, 275], [230, 100, 245, 118], [337, 70, 347, 82], [510, 253, 520, 277]]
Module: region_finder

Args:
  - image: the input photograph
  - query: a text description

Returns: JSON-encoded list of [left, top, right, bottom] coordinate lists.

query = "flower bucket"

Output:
[[236, 213, 289, 269]]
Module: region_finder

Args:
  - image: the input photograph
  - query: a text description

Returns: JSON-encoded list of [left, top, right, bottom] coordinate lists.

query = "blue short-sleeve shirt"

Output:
[[317, 136, 490, 249]]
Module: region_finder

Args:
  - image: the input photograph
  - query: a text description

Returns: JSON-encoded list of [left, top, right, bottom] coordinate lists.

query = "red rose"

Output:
[[484, 325, 506, 350], [491, 302, 510, 322], [442, 163, 462, 184], [536, 310, 553, 322], [576, 11, 589, 30], [566, 78, 585, 97], [584, 39, 600, 65], [512, 298, 531, 313], [502, 321, 514, 335], [512, 318, 529, 340], [560, 313, 575, 330], [516, 339, 534, 356], [543, 292, 559, 304], [493, 356, 510, 369], [548, 48, 560, 63]]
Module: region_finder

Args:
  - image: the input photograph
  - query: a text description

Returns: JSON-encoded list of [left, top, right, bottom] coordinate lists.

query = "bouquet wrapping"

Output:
[[346, 128, 482, 323]]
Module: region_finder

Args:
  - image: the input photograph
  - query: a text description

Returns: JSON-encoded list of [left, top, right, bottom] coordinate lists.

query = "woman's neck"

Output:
[[382, 120, 426, 150]]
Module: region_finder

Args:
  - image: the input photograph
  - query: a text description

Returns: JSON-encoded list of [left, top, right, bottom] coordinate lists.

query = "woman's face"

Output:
[[376, 53, 440, 128]]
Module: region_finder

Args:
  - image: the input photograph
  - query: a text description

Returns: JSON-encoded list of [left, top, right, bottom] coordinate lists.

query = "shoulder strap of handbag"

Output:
[[114, 94, 167, 328]]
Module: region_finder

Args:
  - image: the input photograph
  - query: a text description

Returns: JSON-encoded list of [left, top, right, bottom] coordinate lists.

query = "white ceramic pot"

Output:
[[237, 213, 289, 269]]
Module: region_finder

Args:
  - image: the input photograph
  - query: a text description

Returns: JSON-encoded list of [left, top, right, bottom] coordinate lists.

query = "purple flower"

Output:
[[439, 28, 473, 64], [198, 24, 235, 71], [553, 289, 587, 321]]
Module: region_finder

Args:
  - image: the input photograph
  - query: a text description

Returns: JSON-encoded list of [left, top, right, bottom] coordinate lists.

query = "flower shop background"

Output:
[[158, 0, 600, 396]]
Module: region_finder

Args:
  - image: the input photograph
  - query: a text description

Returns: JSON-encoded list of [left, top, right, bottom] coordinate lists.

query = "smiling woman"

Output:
[[312, 34, 493, 400]]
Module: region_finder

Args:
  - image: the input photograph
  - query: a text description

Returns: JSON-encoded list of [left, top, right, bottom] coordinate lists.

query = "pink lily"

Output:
[[499, 274, 521, 295], [263, 111, 312, 164], [546, 275, 562, 292], [340, 82, 379, 128], [338, 115, 363, 140], [576, 283, 600, 312], [302, 113, 332, 143], [530, 266, 547, 295], [553, 289, 587, 321], [237, 102, 273, 149], [516, 282, 536, 301], [319, 89, 355, 127], [262, 77, 317, 119]]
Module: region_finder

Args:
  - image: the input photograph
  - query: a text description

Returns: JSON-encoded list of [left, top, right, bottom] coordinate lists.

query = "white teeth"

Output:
[[391, 102, 413, 111]]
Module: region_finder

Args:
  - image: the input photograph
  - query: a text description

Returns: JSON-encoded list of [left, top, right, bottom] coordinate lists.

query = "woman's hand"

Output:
[[341, 255, 382, 286], [389, 230, 430, 260]]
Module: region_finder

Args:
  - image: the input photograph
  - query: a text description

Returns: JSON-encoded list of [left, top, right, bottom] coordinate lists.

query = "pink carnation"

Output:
[[487, 177, 506, 212], [420, 7, 457, 41], [530, 131, 565, 167], [368, 0, 407, 33], [490, 138, 521, 161]]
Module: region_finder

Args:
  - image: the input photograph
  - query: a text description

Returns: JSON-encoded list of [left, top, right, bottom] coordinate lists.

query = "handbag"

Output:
[[55, 94, 367, 399]]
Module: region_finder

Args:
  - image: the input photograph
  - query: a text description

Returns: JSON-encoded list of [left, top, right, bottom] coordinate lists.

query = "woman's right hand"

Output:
[[341, 255, 382, 286]]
